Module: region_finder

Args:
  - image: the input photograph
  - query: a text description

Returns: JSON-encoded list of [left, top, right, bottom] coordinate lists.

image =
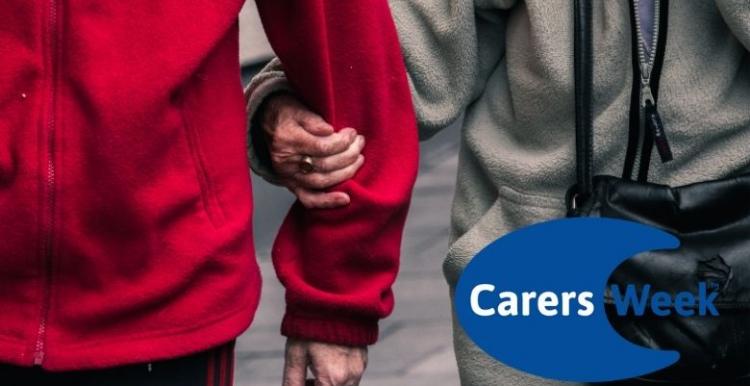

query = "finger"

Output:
[[345, 357, 366, 386], [294, 188, 351, 209], [297, 112, 335, 136], [283, 360, 307, 386], [271, 154, 308, 177], [283, 342, 309, 386], [283, 362, 307, 386], [306, 357, 326, 386], [297, 155, 364, 190], [290, 128, 357, 157], [347, 366, 364, 386], [314, 135, 365, 173], [309, 365, 341, 386], [275, 134, 363, 176], [268, 129, 345, 176]]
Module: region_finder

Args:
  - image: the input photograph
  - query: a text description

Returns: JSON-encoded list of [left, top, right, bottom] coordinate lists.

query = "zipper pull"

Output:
[[644, 101, 673, 163], [34, 351, 44, 366], [640, 82, 655, 108]]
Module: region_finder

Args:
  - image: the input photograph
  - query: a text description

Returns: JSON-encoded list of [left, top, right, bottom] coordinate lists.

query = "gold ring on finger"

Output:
[[299, 155, 315, 174]]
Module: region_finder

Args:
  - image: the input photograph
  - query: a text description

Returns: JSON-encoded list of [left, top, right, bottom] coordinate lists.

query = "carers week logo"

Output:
[[454, 218, 707, 382]]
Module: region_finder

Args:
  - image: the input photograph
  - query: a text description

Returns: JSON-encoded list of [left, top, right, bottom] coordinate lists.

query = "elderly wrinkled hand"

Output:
[[283, 339, 367, 386], [259, 93, 365, 209]]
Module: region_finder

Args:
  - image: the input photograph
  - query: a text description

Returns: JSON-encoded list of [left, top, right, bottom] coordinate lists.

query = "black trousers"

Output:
[[0, 341, 235, 386]]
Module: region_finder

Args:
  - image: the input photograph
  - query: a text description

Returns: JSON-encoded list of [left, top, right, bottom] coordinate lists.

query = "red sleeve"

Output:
[[254, 0, 419, 345]]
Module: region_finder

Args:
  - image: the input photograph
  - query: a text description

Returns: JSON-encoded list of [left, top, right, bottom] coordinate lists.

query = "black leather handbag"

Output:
[[567, 0, 750, 382]]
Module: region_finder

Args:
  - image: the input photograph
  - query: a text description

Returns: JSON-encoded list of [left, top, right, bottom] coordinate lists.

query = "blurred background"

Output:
[[237, 3, 461, 385]]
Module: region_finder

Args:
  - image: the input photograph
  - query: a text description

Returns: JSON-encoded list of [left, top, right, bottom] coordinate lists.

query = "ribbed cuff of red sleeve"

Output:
[[281, 312, 379, 346]]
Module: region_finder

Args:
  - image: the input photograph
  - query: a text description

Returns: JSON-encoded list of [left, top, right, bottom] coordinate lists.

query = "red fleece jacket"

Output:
[[0, 0, 416, 371]]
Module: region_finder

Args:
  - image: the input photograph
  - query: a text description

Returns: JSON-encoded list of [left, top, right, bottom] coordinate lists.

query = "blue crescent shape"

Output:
[[454, 217, 680, 382]]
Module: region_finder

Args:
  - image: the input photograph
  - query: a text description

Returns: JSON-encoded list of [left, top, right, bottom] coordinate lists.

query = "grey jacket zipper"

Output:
[[633, 0, 660, 109], [632, 0, 673, 173]]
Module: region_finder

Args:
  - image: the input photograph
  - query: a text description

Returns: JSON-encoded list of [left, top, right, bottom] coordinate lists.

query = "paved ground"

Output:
[[238, 122, 462, 386]]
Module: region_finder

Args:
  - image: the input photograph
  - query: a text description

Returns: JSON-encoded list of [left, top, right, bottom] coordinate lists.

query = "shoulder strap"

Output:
[[574, 0, 594, 198]]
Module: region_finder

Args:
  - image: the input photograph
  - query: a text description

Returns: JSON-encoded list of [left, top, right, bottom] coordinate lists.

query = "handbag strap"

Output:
[[573, 0, 594, 200]]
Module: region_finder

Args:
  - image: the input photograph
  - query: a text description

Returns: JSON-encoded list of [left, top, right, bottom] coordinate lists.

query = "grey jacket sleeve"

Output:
[[389, 0, 513, 139], [716, 0, 750, 51], [244, 58, 291, 184]]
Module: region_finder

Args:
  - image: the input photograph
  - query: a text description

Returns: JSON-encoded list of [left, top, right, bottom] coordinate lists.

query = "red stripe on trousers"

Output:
[[205, 348, 215, 386]]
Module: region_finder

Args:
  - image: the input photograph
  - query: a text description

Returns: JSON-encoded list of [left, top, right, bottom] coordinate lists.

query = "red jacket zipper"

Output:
[[34, 0, 59, 366]]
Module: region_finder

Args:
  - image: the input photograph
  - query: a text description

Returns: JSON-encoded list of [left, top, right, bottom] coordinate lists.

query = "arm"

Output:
[[254, 0, 417, 342], [245, 58, 292, 184], [247, 60, 368, 210], [247, 1, 513, 147], [253, 0, 418, 383], [389, 0, 512, 139]]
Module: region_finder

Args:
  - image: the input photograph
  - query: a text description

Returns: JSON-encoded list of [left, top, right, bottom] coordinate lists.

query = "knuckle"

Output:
[[269, 139, 285, 152], [291, 105, 311, 117], [277, 167, 297, 180], [321, 370, 346, 385], [277, 108, 297, 122], [275, 127, 295, 144], [343, 151, 359, 165], [333, 371, 351, 384], [312, 177, 330, 189], [270, 123, 287, 139], [316, 158, 334, 172], [270, 153, 288, 167], [269, 152, 283, 163], [270, 139, 288, 154], [317, 377, 335, 386], [288, 172, 306, 183], [331, 138, 348, 151], [300, 115, 319, 126], [300, 199, 315, 209], [298, 174, 317, 188], [317, 141, 333, 155], [299, 174, 318, 188]]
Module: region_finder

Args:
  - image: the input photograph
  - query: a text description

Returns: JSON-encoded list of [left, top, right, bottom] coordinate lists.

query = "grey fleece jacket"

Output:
[[246, 1, 750, 385]]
